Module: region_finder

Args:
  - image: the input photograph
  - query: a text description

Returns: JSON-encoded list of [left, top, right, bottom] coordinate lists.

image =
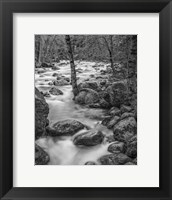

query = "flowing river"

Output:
[[35, 61, 113, 165]]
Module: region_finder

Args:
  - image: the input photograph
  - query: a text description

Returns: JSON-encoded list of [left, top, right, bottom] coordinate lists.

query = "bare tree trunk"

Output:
[[65, 35, 79, 98]]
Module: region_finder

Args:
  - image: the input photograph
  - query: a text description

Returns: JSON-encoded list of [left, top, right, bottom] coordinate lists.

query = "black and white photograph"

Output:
[[35, 35, 137, 165]]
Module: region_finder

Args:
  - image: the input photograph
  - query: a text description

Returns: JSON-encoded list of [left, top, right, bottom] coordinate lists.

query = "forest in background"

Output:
[[35, 35, 137, 98]]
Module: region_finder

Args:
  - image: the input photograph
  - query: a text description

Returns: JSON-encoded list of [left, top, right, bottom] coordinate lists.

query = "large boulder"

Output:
[[73, 130, 104, 146], [49, 87, 63, 95], [35, 144, 49, 165], [75, 88, 99, 105], [35, 88, 49, 139], [126, 135, 137, 158], [113, 117, 137, 142], [105, 80, 128, 107], [46, 119, 85, 136], [78, 81, 99, 91], [99, 153, 132, 165]]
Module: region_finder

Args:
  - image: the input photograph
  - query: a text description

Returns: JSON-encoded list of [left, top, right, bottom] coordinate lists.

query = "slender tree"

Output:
[[65, 35, 79, 98]]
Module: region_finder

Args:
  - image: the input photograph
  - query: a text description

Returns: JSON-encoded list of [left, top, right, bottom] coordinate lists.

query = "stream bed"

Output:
[[35, 61, 113, 165]]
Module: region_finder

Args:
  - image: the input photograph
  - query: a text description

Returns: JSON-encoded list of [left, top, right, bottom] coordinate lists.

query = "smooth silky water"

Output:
[[36, 61, 113, 165]]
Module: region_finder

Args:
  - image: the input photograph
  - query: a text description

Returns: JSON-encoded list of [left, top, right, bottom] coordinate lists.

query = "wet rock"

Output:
[[46, 119, 85, 136], [126, 135, 137, 158], [105, 80, 128, 107], [85, 161, 96, 165], [78, 82, 99, 91], [99, 153, 132, 165], [73, 130, 104, 146], [107, 116, 120, 129], [49, 87, 63, 95], [113, 117, 136, 142], [108, 141, 126, 153], [35, 144, 49, 165], [120, 105, 132, 113], [75, 88, 99, 105], [120, 112, 135, 120], [35, 88, 49, 139]]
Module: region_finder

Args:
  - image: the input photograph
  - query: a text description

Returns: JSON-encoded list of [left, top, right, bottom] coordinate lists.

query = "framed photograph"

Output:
[[0, 0, 172, 199]]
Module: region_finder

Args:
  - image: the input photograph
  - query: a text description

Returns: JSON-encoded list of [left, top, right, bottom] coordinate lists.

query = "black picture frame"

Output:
[[0, 0, 172, 199]]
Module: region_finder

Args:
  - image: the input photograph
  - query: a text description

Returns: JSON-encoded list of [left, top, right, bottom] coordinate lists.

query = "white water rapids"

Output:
[[36, 61, 113, 165]]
